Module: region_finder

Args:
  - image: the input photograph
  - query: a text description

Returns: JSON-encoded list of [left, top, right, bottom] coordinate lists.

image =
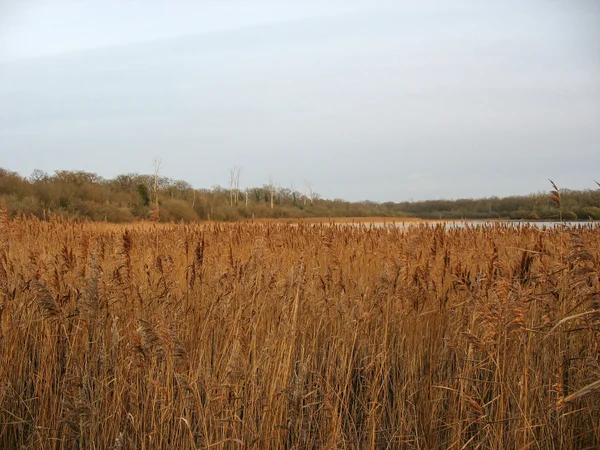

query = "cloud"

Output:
[[1, 2, 598, 201]]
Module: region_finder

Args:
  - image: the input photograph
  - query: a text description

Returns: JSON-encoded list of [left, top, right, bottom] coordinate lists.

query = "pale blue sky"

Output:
[[1, 0, 599, 201]]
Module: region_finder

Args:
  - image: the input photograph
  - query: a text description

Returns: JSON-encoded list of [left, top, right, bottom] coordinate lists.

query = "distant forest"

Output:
[[1, 167, 599, 222]]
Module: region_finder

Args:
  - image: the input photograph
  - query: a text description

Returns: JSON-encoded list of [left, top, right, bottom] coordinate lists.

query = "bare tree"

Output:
[[268, 175, 277, 210], [304, 180, 316, 206], [152, 158, 162, 198], [229, 166, 242, 206], [29, 169, 49, 183], [228, 167, 235, 206], [234, 166, 242, 205], [150, 158, 162, 221]]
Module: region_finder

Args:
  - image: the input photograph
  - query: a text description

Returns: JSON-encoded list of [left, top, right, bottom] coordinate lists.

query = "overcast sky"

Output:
[[1, 0, 599, 201]]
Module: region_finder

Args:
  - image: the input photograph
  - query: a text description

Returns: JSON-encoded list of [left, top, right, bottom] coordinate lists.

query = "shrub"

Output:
[[160, 199, 200, 222], [563, 210, 578, 221], [580, 207, 600, 220]]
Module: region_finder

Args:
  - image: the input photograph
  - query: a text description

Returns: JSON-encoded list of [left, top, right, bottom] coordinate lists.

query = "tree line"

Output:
[[1, 167, 599, 222]]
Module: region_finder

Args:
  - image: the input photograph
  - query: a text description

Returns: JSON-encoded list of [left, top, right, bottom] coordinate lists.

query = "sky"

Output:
[[1, 0, 599, 202]]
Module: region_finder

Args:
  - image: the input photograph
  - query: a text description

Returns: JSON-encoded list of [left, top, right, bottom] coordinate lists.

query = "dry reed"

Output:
[[0, 217, 598, 449]]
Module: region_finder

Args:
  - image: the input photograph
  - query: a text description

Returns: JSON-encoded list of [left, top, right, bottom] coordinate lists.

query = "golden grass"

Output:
[[0, 217, 599, 449]]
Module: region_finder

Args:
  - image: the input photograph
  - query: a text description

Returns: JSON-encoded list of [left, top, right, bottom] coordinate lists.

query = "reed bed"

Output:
[[0, 216, 599, 449]]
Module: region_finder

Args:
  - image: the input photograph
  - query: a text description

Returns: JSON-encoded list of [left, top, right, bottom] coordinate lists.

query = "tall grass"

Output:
[[0, 217, 599, 449]]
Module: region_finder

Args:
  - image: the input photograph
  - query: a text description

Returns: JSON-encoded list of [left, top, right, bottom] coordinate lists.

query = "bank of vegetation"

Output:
[[1, 167, 599, 222]]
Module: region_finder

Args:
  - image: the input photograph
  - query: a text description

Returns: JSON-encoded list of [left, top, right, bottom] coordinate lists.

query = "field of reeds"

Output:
[[0, 214, 599, 449]]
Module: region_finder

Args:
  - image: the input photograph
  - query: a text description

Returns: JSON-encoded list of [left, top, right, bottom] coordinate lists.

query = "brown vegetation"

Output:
[[0, 216, 599, 448]]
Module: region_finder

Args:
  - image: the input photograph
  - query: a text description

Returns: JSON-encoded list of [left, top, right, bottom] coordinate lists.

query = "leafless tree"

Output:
[[152, 158, 162, 198], [29, 169, 49, 183], [235, 167, 242, 204], [229, 166, 242, 206], [268, 175, 277, 210], [304, 180, 316, 206], [150, 158, 162, 221]]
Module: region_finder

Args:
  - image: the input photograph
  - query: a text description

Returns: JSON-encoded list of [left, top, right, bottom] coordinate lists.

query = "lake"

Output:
[[346, 220, 598, 230]]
